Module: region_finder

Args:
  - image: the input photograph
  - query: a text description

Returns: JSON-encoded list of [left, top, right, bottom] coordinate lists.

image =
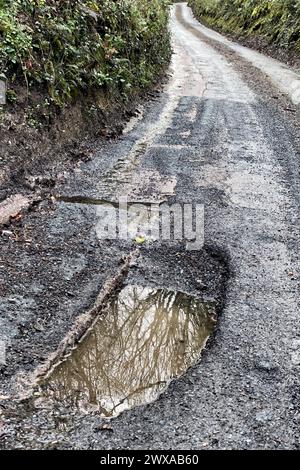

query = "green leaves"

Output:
[[0, 0, 171, 106], [189, 0, 300, 51], [134, 235, 146, 245]]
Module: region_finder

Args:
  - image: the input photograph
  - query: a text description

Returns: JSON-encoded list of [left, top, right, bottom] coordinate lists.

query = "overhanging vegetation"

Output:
[[188, 0, 300, 52], [0, 0, 171, 107]]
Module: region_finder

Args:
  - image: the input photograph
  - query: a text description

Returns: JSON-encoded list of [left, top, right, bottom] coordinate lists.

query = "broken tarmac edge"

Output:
[[0, 194, 35, 227], [1, 248, 140, 404]]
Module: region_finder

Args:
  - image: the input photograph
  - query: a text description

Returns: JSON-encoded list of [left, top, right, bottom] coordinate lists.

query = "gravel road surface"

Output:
[[0, 3, 299, 450]]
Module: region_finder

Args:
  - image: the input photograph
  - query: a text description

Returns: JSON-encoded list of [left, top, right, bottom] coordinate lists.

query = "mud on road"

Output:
[[0, 2, 300, 450]]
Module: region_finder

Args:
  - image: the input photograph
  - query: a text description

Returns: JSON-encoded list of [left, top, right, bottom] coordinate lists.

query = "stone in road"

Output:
[[1, 3, 299, 449]]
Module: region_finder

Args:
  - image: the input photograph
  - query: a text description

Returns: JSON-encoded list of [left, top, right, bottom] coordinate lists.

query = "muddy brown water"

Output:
[[40, 285, 216, 418]]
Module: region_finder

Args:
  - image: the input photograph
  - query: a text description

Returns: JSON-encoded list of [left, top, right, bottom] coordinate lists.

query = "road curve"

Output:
[[107, 3, 300, 450], [2, 2, 300, 450]]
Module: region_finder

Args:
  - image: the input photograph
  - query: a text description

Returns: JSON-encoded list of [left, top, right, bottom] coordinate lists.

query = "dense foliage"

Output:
[[0, 0, 171, 106], [188, 0, 300, 51]]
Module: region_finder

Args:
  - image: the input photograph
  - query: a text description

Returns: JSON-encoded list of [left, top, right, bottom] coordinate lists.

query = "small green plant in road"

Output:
[[134, 235, 146, 245]]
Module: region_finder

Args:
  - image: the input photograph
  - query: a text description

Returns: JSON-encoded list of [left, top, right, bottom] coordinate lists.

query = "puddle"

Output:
[[56, 195, 158, 208], [40, 285, 216, 418], [56, 195, 118, 207]]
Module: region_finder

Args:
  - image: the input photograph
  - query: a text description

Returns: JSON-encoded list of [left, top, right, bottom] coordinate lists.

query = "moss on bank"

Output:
[[0, 0, 171, 107], [0, 1, 171, 192], [188, 0, 300, 52]]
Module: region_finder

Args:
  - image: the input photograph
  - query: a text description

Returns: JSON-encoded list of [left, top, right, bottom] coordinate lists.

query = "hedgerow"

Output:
[[0, 0, 171, 106], [188, 0, 300, 51]]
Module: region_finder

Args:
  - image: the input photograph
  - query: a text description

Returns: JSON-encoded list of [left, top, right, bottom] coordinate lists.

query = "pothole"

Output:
[[37, 284, 216, 418], [56, 195, 116, 206], [56, 195, 158, 207]]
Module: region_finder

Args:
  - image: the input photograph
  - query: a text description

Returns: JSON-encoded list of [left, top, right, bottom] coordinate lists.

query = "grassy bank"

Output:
[[188, 0, 300, 52]]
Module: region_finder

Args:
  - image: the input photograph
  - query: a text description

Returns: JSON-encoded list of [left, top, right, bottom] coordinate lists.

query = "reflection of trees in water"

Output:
[[47, 286, 216, 416]]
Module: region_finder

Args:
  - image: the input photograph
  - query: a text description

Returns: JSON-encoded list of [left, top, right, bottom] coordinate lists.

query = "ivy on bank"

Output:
[[188, 0, 300, 52], [0, 0, 171, 106]]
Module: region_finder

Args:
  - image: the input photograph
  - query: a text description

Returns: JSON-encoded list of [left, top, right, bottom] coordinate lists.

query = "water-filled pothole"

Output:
[[41, 285, 216, 417]]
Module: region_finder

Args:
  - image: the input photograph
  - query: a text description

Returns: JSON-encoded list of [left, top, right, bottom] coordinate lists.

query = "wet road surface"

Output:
[[1, 2, 299, 450]]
